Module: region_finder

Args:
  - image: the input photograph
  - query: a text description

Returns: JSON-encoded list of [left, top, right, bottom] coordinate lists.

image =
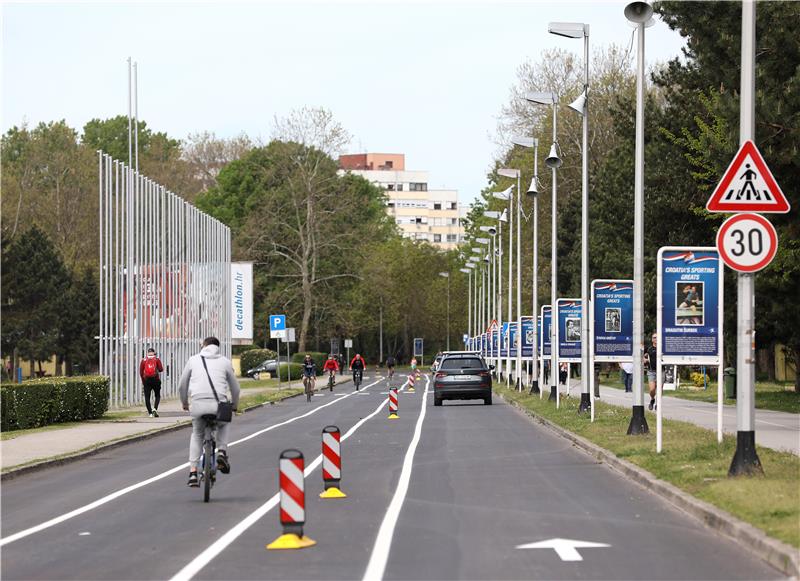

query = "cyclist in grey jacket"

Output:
[[178, 337, 241, 486]]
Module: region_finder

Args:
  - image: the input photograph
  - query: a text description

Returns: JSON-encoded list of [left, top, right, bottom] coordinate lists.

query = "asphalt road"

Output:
[[0, 373, 782, 580]]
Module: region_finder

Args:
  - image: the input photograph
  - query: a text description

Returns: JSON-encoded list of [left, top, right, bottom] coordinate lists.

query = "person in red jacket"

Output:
[[139, 348, 164, 417], [323, 355, 340, 375]]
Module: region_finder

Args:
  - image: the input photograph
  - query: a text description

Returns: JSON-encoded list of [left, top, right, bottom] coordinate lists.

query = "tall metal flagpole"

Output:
[[729, 0, 762, 476], [579, 31, 592, 413], [506, 188, 513, 385], [133, 62, 139, 172], [497, 219, 503, 379]]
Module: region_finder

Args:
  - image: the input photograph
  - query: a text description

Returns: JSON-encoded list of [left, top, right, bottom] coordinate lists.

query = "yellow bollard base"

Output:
[[388, 413, 399, 420], [266, 533, 317, 550], [407, 387, 415, 393], [319, 486, 347, 499]]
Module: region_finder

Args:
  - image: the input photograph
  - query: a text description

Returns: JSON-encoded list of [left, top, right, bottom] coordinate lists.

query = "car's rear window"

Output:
[[440, 357, 484, 370]]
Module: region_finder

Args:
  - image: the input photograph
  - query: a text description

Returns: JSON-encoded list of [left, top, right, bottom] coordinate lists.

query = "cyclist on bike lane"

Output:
[[385, 354, 397, 378], [179, 337, 240, 487], [323, 354, 339, 382], [350, 353, 366, 389], [302, 355, 317, 389]]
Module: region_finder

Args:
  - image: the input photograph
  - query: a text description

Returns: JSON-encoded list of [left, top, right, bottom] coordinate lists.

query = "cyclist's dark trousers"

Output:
[[143, 377, 161, 414]]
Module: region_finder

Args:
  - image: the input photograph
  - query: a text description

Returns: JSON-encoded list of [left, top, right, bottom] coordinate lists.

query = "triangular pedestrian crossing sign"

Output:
[[706, 140, 790, 213]]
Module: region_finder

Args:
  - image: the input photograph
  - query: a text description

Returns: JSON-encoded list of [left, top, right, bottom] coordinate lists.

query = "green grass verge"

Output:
[[237, 388, 303, 410], [499, 385, 800, 548], [602, 376, 799, 414]]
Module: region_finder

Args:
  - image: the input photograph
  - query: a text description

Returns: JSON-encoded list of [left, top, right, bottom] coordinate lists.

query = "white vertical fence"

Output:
[[98, 151, 231, 407]]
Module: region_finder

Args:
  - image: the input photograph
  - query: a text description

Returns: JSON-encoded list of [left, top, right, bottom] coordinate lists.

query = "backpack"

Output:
[[143, 358, 159, 378]]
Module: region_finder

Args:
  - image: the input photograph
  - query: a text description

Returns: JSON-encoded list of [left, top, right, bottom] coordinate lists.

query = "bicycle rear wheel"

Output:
[[203, 440, 213, 502]]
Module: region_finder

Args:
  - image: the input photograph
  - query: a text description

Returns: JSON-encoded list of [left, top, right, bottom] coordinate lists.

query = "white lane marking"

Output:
[[362, 375, 430, 581], [78, 532, 91, 536], [516, 538, 610, 561], [0, 378, 383, 547], [169, 379, 408, 581]]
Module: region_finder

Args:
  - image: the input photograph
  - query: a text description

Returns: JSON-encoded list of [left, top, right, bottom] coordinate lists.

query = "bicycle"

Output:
[[198, 414, 218, 503], [353, 369, 363, 390], [327, 370, 336, 392], [303, 374, 316, 402]]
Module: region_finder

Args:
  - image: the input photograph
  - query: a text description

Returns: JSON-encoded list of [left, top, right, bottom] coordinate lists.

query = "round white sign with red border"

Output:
[[716, 213, 778, 273]]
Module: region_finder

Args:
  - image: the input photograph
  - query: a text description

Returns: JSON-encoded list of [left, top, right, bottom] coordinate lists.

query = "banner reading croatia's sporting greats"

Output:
[[540, 306, 552, 359], [556, 299, 582, 363], [591, 280, 633, 362], [657, 247, 722, 364], [500, 322, 509, 357], [521, 316, 535, 358], [508, 322, 518, 357]]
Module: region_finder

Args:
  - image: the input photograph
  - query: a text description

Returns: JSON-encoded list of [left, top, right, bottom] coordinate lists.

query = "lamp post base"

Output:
[[578, 392, 591, 413], [728, 431, 763, 477], [530, 380, 540, 395], [626, 405, 649, 435], [548, 385, 557, 402]]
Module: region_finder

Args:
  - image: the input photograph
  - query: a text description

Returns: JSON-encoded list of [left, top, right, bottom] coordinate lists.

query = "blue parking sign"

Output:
[[269, 314, 286, 331]]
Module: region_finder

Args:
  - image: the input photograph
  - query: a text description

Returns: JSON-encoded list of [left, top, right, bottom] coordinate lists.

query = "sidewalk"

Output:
[[0, 378, 311, 474], [585, 381, 799, 456]]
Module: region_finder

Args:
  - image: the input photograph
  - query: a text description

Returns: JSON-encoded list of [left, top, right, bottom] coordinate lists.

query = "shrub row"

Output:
[[1, 376, 109, 431], [277, 363, 304, 381], [239, 349, 278, 376]]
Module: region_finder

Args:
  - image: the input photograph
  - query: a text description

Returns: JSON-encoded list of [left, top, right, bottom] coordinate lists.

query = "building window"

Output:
[[385, 161, 393, 169], [387, 202, 395, 207], [450, 218, 457, 225], [387, 184, 395, 191], [433, 202, 442, 210], [447, 234, 457, 243], [410, 182, 428, 192], [433, 234, 442, 243], [449, 202, 457, 210], [397, 183, 403, 191]]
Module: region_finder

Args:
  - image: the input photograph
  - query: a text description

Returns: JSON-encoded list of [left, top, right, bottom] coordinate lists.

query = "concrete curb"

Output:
[[498, 391, 800, 579], [0, 389, 305, 482]]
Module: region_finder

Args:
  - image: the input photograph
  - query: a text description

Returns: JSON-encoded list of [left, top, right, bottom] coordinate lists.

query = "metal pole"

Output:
[[507, 187, 513, 385], [516, 171, 522, 390], [730, 0, 762, 476], [549, 103, 560, 406], [530, 140, 540, 394], [579, 31, 592, 414], [497, 222, 503, 379], [627, 22, 649, 434], [133, 62, 139, 173], [446, 275, 451, 351], [467, 271, 471, 347]]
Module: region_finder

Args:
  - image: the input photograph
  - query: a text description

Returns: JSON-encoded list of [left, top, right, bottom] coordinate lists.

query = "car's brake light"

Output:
[[479, 371, 490, 378], [435, 372, 447, 379]]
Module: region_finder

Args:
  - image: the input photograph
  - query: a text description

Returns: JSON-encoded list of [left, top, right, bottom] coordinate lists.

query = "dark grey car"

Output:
[[433, 354, 493, 406]]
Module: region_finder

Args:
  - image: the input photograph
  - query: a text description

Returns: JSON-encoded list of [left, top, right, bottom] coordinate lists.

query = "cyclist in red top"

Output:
[[139, 348, 164, 417], [323, 354, 340, 375]]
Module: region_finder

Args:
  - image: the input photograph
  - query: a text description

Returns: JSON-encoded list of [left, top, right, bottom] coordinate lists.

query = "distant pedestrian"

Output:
[[559, 362, 568, 386], [620, 361, 634, 393], [140, 348, 164, 417], [645, 333, 658, 410], [543, 360, 550, 385]]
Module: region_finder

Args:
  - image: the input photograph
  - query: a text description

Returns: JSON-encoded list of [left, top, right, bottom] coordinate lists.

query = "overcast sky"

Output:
[[2, 1, 686, 205]]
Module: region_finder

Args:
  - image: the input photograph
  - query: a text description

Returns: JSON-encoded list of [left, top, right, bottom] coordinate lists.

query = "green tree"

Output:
[[2, 226, 70, 376], [59, 266, 100, 375]]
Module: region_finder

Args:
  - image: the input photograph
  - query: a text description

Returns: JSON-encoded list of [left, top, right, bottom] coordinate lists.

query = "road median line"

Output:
[[498, 390, 800, 578]]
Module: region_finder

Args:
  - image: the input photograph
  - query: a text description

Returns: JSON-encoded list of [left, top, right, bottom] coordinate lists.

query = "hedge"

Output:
[[290, 351, 327, 374], [239, 349, 278, 376], [277, 363, 304, 381], [1, 375, 109, 431]]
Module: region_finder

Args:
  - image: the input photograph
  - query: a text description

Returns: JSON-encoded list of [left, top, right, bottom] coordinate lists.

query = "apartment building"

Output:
[[338, 153, 464, 250]]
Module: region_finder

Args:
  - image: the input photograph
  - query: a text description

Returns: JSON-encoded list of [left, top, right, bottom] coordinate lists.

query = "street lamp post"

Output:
[[512, 136, 541, 395], [461, 268, 472, 347], [526, 91, 562, 405], [498, 171, 521, 388], [550, 20, 592, 413], [625, 0, 653, 435], [491, 188, 512, 380], [439, 272, 451, 351]]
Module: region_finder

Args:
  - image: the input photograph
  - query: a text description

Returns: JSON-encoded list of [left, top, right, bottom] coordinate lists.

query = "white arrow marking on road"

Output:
[[516, 538, 610, 562]]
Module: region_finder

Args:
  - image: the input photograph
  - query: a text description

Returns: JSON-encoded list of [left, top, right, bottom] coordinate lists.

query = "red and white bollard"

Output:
[[320, 426, 346, 499], [407, 374, 416, 392], [388, 387, 399, 420], [267, 449, 316, 549]]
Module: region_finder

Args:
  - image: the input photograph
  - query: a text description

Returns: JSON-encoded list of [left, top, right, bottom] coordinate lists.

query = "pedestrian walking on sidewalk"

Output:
[[621, 361, 634, 393], [139, 348, 164, 417], [645, 333, 658, 410]]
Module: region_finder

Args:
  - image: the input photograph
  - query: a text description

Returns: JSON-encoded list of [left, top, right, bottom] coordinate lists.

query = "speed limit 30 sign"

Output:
[[716, 213, 778, 273]]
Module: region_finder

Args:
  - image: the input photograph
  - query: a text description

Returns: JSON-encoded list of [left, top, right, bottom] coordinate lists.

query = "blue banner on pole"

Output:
[[658, 248, 722, 363], [500, 322, 509, 357], [557, 299, 582, 363], [521, 316, 535, 357], [540, 306, 552, 358], [508, 322, 518, 357], [592, 280, 634, 362]]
